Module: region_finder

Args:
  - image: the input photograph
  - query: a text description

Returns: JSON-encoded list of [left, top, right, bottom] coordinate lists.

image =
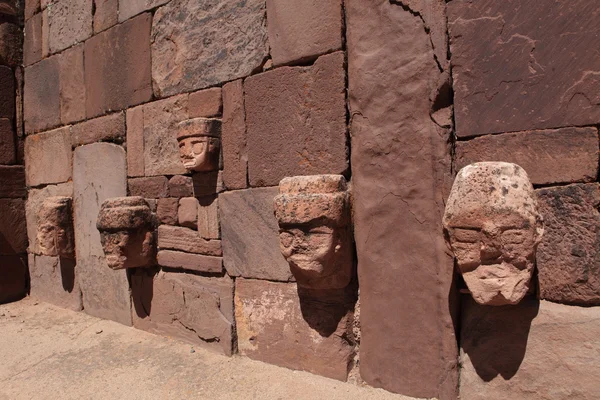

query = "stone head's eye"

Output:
[[192, 141, 206, 153], [279, 232, 294, 248], [452, 228, 480, 243]]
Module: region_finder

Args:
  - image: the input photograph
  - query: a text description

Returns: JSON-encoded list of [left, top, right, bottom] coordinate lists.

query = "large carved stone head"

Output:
[[37, 196, 74, 258], [176, 117, 221, 172], [96, 197, 156, 270], [274, 175, 353, 289], [443, 162, 544, 306]]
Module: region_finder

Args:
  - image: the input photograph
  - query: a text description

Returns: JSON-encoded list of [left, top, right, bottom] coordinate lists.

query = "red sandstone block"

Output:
[[222, 80, 247, 189], [126, 105, 144, 177], [25, 127, 72, 186], [0, 255, 27, 304], [0, 66, 15, 120], [118, 0, 169, 22], [455, 127, 599, 186], [23, 13, 42, 66], [0, 22, 22, 67], [0, 199, 27, 255], [58, 44, 85, 125], [24, 57, 60, 133], [157, 225, 222, 256], [84, 13, 152, 118], [71, 112, 125, 146], [25, 0, 40, 21], [189, 87, 222, 118], [128, 176, 169, 198], [168, 175, 193, 198], [0, 118, 15, 164], [47, 0, 92, 54], [157, 250, 223, 274], [156, 198, 178, 225], [94, 0, 118, 33], [0, 166, 26, 198]]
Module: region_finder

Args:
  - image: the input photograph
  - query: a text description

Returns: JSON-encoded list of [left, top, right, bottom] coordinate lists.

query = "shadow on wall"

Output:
[[59, 256, 76, 293], [130, 267, 159, 319], [460, 295, 539, 382]]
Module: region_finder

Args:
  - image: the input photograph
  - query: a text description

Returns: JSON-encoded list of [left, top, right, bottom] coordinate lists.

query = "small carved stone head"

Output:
[[37, 196, 74, 258], [176, 118, 221, 172], [443, 162, 544, 306], [274, 175, 353, 289], [96, 197, 156, 270]]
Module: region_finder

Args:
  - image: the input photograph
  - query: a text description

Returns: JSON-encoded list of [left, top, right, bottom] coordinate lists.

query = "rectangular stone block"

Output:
[[156, 198, 178, 225], [0, 166, 26, 198], [460, 297, 600, 400], [24, 57, 59, 133], [235, 279, 356, 381], [128, 176, 168, 198], [28, 254, 82, 311], [178, 197, 198, 229], [0, 66, 15, 120], [0, 118, 15, 164], [192, 171, 224, 197], [448, 0, 600, 137], [536, 184, 600, 305], [118, 0, 169, 23], [25, 0, 40, 21], [245, 51, 347, 187], [71, 112, 125, 146], [0, 255, 27, 304], [126, 105, 144, 177], [24, 12, 42, 66], [456, 127, 599, 186], [267, 0, 342, 66], [25, 127, 72, 186], [85, 13, 152, 118], [189, 87, 222, 118], [41, 9, 49, 57], [47, 0, 92, 54], [94, 0, 118, 33], [0, 22, 22, 67], [198, 195, 219, 239], [131, 269, 234, 355], [158, 225, 222, 256], [157, 250, 223, 274], [222, 80, 247, 190], [58, 44, 85, 125], [219, 187, 292, 281], [167, 175, 193, 198], [0, 199, 27, 255], [73, 143, 131, 326]]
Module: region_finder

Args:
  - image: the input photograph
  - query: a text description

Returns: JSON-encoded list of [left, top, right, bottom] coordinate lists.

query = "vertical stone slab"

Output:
[[73, 143, 131, 325], [346, 1, 458, 399], [221, 80, 247, 189], [29, 254, 82, 311]]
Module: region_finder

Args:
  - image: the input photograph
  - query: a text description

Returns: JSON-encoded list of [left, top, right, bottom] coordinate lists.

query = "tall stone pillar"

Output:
[[346, 1, 458, 398]]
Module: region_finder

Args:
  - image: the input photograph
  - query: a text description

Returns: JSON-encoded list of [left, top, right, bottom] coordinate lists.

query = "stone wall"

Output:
[[0, 0, 598, 399]]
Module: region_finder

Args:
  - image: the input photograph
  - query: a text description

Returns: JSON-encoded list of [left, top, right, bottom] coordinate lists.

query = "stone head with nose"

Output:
[[443, 162, 544, 306], [176, 118, 221, 172]]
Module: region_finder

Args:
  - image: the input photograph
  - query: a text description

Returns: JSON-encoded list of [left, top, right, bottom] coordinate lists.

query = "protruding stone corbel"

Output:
[[176, 117, 221, 172]]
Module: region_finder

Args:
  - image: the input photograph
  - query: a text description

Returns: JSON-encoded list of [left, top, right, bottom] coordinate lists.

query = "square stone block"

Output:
[[23, 57, 59, 133], [47, 0, 92, 54], [25, 127, 72, 187], [29, 254, 82, 311]]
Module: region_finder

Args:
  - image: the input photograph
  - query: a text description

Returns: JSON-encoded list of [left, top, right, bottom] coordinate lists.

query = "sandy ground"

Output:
[[0, 297, 419, 400]]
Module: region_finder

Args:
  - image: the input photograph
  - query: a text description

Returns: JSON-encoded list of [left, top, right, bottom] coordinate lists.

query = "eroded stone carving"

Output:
[[96, 197, 156, 270], [274, 175, 352, 289], [37, 196, 75, 258], [443, 162, 544, 306], [176, 117, 221, 172]]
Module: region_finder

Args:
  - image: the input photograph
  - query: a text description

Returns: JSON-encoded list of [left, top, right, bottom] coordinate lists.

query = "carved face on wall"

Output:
[[443, 162, 543, 306], [37, 196, 74, 258], [274, 175, 353, 289], [96, 197, 156, 270], [177, 118, 221, 172]]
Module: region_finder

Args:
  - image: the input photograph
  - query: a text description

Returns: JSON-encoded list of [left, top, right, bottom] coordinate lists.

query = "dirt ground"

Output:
[[0, 297, 420, 400]]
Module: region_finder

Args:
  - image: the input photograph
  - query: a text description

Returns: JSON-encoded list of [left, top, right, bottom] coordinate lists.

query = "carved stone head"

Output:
[[274, 175, 353, 289], [37, 196, 74, 258], [176, 118, 221, 172], [443, 162, 544, 306], [96, 197, 156, 270]]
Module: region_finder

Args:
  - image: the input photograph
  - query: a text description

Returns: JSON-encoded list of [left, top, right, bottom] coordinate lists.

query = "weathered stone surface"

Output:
[[28, 254, 82, 311], [0, 118, 15, 164], [47, 0, 92, 54], [189, 88, 222, 118], [157, 250, 222, 274], [245, 52, 347, 187], [94, 0, 118, 33], [167, 175, 193, 198], [24, 13, 42, 66], [151, 0, 268, 97], [73, 143, 131, 325], [118, 0, 168, 23], [41, 8, 49, 57], [158, 225, 221, 256], [131, 269, 234, 355], [126, 105, 144, 177], [156, 198, 178, 225], [25, 0, 39, 21], [141, 95, 188, 176], [460, 297, 600, 400], [25, 127, 72, 186], [23, 57, 59, 133], [0, 199, 27, 255], [58, 44, 86, 125], [0, 255, 27, 304], [36, 196, 74, 258], [536, 184, 600, 305], [192, 171, 224, 197], [0, 65, 15, 120], [198, 195, 219, 239], [219, 187, 292, 281], [221, 80, 247, 190], [347, 1, 458, 398], [267, 0, 342, 66], [128, 176, 168, 198], [71, 112, 125, 146], [448, 0, 600, 137], [0, 166, 25, 198], [176, 118, 221, 173], [0, 22, 21, 67], [26, 182, 73, 255], [178, 197, 198, 229], [235, 279, 355, 380], [456, 128, 599, 186], [85, 13, 152, 118]]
